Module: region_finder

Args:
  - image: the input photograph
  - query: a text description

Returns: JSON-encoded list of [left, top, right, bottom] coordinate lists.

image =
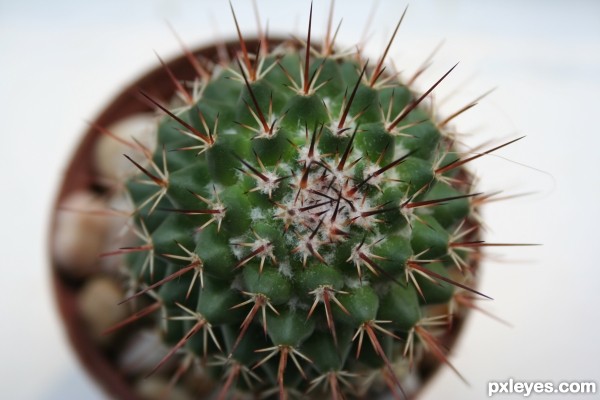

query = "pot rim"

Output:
[[49, 37, 472, 400]]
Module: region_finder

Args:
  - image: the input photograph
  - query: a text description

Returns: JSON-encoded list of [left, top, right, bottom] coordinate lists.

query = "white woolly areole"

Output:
[[345, 277, 366, 289], [229, 236, 246, 260], [250, 208, 266, 221], [256, 171, 281, 196], [278, 260, 293, 278]]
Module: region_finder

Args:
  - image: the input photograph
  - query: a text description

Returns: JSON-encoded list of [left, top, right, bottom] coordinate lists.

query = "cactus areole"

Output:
[[51, 4, 530, 400]]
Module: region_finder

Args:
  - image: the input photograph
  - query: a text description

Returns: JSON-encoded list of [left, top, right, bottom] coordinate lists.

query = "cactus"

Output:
[[94, 3, 528, 400]]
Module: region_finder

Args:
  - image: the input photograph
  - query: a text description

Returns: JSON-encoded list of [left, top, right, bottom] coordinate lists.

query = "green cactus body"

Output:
[[113, 7, 492, 400]]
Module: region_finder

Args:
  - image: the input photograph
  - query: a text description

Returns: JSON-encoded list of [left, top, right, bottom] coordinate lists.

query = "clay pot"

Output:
[[50, 39, 472, 400]]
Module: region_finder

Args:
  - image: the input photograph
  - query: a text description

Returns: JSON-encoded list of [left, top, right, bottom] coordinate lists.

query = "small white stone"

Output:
[[93, 113, 158, 182], [77, 276, 128, 342], [53, 191, 111, 279]]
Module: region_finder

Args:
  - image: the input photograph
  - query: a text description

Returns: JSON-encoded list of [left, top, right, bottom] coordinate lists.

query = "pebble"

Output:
[[93, 113, 158, 183], [53, 191, 111, 279], [77, 276, 129, 342]]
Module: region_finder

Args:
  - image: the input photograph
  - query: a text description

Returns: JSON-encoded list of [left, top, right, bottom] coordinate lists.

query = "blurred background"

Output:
[[1, 0, 599, 398]]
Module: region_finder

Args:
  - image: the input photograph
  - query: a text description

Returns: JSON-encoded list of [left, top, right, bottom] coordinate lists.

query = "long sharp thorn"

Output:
[[330, 189, 343, 223], [359, 0, 379, 47], [388, 63, 458, 131], [234, 244, 271, 270], [309, 189, 336, 202], [436, 136, 526, 174], [323, 290, 338, 345], [373, 149, 416, 177], [100, 244, 152, 258], [359, 252, 400, 285], [196, 109, 215, 145], [161, 355, 193, 400], [472, 190, 537, 206], [337, 126, 359, 172], [307, 123, 318, 159], [231, 302, 261, 356], [338, 62, 368, 130], [450, 241, 541, 248], [455, 294, 513, 327], [298, 201, 331, 212], [409, 262, 492, 299], [307, 298, 319, 322], [233, 153, 269, 182], [91, 122, 139, 151], [235, 58, 270, 133], [364, 325, 407, 399], [300, 163, 311, 189], [407, 39, 445, 87], [252, 40, 262, 77], [229, 1, 254, 79], [154, 50, 193, 105], [416, 326, 469, 385], [312, 217, 325, 239], [217, 364, 241, 400], [103, 302, 161, 335], [307, 59, 326, 94], [328, 374, 342, 400], [406, 193, 482, 209], [438, 102, 478, 128], [351, 149, 417, 194], [59, 206, 129, 218], [161, 208, 223, 215], [329, 18, 343, 55], [118, 262, 200, 305], [251, 0, 267, 53], [308, 243, 327, 265], [371, 66, 387, 88], [324, 0, 335, 55], [278, 349, 288, 400], [303, 2, 313, 94], [139, 91, 211, 144], [166, 21, 210, 80], [360, 202, 393, 218], [123, 154, 164, 186], [146, 320, 204, 378], [370, 6, 407, 87]]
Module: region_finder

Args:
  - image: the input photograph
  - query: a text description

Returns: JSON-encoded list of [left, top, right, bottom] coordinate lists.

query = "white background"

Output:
[[1, 0, 599, 399]]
